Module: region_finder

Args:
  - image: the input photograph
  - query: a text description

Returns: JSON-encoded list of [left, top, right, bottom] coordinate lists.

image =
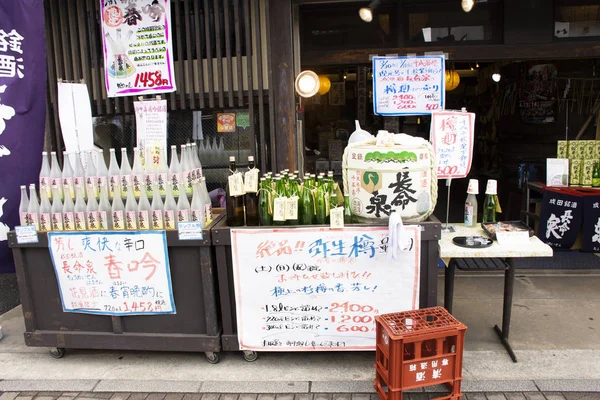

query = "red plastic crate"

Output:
[[374, 307, 467, 400]]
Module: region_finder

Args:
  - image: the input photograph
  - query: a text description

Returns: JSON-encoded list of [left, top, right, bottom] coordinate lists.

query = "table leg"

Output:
[[493, 258, 517, 363], [444, 259, 455, 314]]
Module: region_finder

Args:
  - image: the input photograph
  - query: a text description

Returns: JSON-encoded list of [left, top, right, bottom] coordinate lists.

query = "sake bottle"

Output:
[[191, 181, 206, 227], [85, 183, 99, 231], [188, 143, 198, 183], [62, 152, 75, 200], [39, 186, 52, 232], [168, 145, 182, 197], [39, 151, 51, 200], [62, 187, 75, 231], [120, 147, 133, 199], [132, 147, 144, 198], [464, 179, 479, 227], [299, 180, 314, 225], [344, 195, 353, 224], [272, 177, 287, 227], [226, 157, 245, 226], [85, 151, 98, 200], [200, 177, 213, 225], [163, 184, 177, 230], [144, 148, 156, 198], [177, 182, 191, 223], [314, 179, 327, 225], [111, 185, 125, 230], [482, 180, 498, 224], [151, 182, 164, 230], [245, 156, 260, 226], [27, 184, 40, 230], [74, 186, 87, 231], [258, 178, 273, 226], [50, 151, 64, 201], [96, 149, 109, 199], [51, 187, 64, 231], [98, 184, 111, 230], [108, 148, 121, 200], [192, 142, 203, 180], [156, 146, 169, 197], [137, 183, 151, 230], [182, 144, 194, 196], [19, 185, 29, 226], [73, 152, 86, 200], [125, 183, 138, 230]]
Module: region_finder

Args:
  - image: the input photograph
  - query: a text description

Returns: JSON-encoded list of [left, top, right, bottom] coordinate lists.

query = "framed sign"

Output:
[[231, 226, 421, 351]]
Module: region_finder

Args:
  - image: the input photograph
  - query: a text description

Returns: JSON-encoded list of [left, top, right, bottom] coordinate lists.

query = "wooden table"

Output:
[[440, 225, 552, 362]]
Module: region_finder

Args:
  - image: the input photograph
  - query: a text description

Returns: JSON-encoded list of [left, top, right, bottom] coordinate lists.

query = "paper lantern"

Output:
[[318, 75, 331, 95], [445, 70, 460, 91]]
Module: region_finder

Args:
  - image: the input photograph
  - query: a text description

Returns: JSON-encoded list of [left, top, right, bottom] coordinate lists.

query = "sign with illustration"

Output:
[[372, 56, 445, 116], [231, 226, 421, 351], [0, 1, 46, 272], [100, 0, 176, 97], [430, 111, 475, 179], [217, 113, 236, 133], [48, 231, 175, 315]]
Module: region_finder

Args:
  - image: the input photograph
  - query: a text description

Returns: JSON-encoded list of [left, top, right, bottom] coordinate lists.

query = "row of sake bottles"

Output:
[[38, 143, 206, 203]]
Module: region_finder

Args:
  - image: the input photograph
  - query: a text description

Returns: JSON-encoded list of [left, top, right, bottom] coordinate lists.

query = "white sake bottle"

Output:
[[137, 184, 151, 230], [132, 147, 144, 198], [120, 147, 133, 199], [191, 142, 203, 181], [163, 184, 177, 230], [200, 176, 213, 225], [125, 183, 138, 230], [156, 146, 169, 197], [98, 184, 111, 230], [111, 185, 125, 230], [19, 185, 29, 226], [62, 151, 75, 199], [73, 152, 86, 201], [39, 186, 52, 232], [85, 183, 99, 231], [62, 186, 75, 231], [51, 187, 63, 231], [176, 182, 190, 223], [168, 145, 182, 198], [108, 148, 121, 200], [182, 144, 194, 196], [74, 185, 87, 231], [191, 181, 206, 226], [96, 149, 109, 200], [151, 182, 164, 229], [27, 184, 40, 230], [50, 151, 64, 201], [85, 151, 98, 200], [144, 148, 156, 199], [39, 151, 51, 200]]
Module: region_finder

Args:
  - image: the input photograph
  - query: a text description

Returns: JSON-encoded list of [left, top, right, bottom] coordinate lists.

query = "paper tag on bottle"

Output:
[[126, 211, 137, 230], [112, 210, 124, 230], [63, 212, 74, 231], [330, 207, 344, 229], [273, 197, 286, 221], [74, 212, 86, 231], [205, 204, 213, 225], [152, 210, 164, 229], [39, 213, 51, 232], [177, 209, 189, 222], [164, 210, 176, 229], [244, 169, 259, 193], [87, 211, 99, 230], [51, 213, 63, 231], [97, 211, 108, 230], [138, 210, 149, 230], [285, 196, 299, 220], [229, 173, 244, 197]]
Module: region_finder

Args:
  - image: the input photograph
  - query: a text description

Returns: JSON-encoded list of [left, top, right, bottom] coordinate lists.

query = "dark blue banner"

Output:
[[0, 0, 47, 272], [537, 189, 582, 249], [581, 195, 600, 253]]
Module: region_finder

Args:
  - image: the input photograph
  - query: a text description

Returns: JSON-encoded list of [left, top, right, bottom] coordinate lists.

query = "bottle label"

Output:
[[196, 167, 203, 179], [39, 213, 51, 232], [186, 170, 195, 189], [157, 173, 167, 193], [273, 197, 286, 222], [228, 173, 244, 197], [28, 213, 39, 230], [204, 204, 213, 225], [121, 175, 131, 196], [191, 209, 205, 226], [86, 176, 97, 197], [97, 176, 107, 193], [126, 211, 137, 230], [40, 177, 51, 198], [177, 209, 189, 222], [285, 196, 299, 220], [330, 207, 344, 229], [132, 174, 144, 196], [138, 210, 149, 230], [97, 211, 108, 230], [464, 204, 474, 226], [86, 211, 99, 230], [74, 212, 86, 231], [20, 211, 29, 226], [63, 177, 74, 198], [244, 169, 259, 193], [74, 176, 85, 189], [63, 212, 74, 231], [145, 173, 155, 193], [152, 210, 164, 229], [109, 175, 120, 198], [112, 210, 124, 230], [51, 213, 64, 231], [164, 210, 175, 229]]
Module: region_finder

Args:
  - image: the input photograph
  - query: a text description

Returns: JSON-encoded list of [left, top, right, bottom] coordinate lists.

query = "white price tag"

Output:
[[330, 207, 344, 229], [285, 196, 299, 220], [244, 169, 259, 193], [273, 197, 286, 222], [15, 226, 38, 244], [228, 173, 244, 197]]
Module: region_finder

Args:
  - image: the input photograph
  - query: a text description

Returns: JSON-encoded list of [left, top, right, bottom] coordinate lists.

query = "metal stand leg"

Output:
[[444, 259, 456, 314], [493, 258, 517, 362]]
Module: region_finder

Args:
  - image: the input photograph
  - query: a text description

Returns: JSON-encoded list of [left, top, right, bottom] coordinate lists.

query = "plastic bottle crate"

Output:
[[374, 307, 467, 400]]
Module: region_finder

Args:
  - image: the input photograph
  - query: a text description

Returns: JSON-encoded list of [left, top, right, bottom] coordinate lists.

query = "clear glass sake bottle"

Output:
[[27, 184, 40, 230], [85, 151, 98, 200], [73, 152, 86, 201], [177, 182, 191, 223], [187, 143, 198, 184], [137, 183, 151, 230], [108, 148, 121, 200], [39, 151, 51, 200], [163, 184, 177, 230], [191, 181, 206, 227], [39, 186, 52, 232], [132, 147, 144, 198], [169, 145, 182, 198], [125, 183, 138, 230], [50, 151, 63, 201], [120, 147, 133, 199], [62, 151, 74, 200], [144, 148, 155, 198], [96, 149, 109, 199], [19, 185, 29, 226], [151, 182, 164, 230], [156, 146, 168, 197], [111, 185, 125, 231], [51, 187, 63, 231], [62, 186, 75, 231], [85, 183, 99, 231], [98, 184, 111, 230], [74, 186, 87, 231]]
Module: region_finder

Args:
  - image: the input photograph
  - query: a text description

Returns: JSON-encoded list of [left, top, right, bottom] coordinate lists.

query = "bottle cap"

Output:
[[42, 151, 48, 155], [248, 156, 254, 161], [467, 179, 479, 194], [229, 156, 235, 162], [485, 179, 497, 195], [110, 148, 115, 152], [20, 185, 26, 189], [51, 151, 56, 155]]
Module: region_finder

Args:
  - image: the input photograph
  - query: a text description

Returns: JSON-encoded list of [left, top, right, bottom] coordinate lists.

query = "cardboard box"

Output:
[[568, 141, 578, 159], [585, 141, 596, 160], [577, 141, 586, 160], [557, 141, 568, 158], [570, 159, 582, 186], [582, 159, 598, 187]]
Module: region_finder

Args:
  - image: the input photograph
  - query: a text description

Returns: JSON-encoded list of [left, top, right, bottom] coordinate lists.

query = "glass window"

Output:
[[555, 3, 600, 39]]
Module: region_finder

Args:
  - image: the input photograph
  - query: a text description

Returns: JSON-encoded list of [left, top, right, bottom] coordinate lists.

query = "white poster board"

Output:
[[373, 56, 445, 116], [48, 231, 175, 315], [100, 0, 176, 97], [430, 111, 475, 179], [134, 99, 167, 165], [231, 226, 421, 351], [57, 82, 94, 154]]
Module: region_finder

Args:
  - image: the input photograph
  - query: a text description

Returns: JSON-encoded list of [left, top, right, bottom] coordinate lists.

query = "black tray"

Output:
[[481, 221, 534, 240], [452, 236, 493, 249]]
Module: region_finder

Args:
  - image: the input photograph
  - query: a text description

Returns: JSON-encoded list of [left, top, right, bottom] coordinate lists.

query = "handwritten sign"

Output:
[[373, 56, 445, 116], [15, 226, 38, 244], [230, 226, 421, 351], [430, 111, 474, 179], [100, 0, 176, 97], [48, 231, 175, 316], [134, 99, 167, 166]]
